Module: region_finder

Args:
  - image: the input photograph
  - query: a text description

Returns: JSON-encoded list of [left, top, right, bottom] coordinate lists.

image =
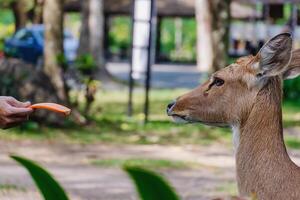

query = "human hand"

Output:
[[0, 96, 33, 129]]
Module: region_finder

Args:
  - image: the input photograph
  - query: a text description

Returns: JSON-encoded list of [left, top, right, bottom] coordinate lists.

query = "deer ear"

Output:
[[283, 66, 300, 80], [255, 33, 292, 77]]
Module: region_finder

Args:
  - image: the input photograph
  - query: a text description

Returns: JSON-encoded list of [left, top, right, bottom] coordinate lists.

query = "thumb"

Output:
[[8, 98, 31, 108], [22, 101, 31, 107]]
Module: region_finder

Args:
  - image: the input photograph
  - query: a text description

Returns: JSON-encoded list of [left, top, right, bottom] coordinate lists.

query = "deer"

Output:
[[167, 33, 300, 200]]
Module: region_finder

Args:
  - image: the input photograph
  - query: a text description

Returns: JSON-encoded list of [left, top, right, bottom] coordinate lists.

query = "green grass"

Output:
[[216, 182, 238, 196], [0, 184, 26, 192], [91, 158, 194, 169], [285, 136, 300, 149], [0, 89, 232, 146], [283, 100, 300, 127], [0, 89, 300, 149]]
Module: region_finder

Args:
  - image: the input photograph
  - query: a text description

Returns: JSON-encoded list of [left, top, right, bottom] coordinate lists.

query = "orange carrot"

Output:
[[30, 103, 71, 116]]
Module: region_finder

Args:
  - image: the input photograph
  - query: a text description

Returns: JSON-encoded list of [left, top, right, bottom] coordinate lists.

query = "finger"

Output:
[[22, 101, 31, 107], [7, 106, 33, 116], [7, 97, 31, 108], [11, 100, 31, 108]]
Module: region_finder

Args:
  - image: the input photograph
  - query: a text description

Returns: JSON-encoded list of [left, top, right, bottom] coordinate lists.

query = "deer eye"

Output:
[[212, 77, 224, 87]]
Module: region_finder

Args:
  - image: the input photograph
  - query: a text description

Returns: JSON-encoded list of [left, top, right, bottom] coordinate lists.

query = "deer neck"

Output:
[[235, 77, 298, 195]]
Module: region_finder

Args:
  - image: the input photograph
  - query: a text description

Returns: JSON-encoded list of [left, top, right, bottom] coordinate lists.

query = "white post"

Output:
[[195, 0, 213, 73], [131, 0, 154, 79]]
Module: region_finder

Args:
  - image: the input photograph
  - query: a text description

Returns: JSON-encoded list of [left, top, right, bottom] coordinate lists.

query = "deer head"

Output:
[[167, 33, 300, 127]]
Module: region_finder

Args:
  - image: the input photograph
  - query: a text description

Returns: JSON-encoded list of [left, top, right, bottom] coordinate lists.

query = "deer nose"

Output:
[[167, 100, 176, 115]]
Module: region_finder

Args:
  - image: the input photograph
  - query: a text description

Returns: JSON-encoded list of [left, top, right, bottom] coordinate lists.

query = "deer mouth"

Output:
[[170, 114, 189, 124], [170, 114, 228, 127]]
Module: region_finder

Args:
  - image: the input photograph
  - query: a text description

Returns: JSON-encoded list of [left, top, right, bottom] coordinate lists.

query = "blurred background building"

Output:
[[1, 0, 299, 71], [63, 0, 300, 63]]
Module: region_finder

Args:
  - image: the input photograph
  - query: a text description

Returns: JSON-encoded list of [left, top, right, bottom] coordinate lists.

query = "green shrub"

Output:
[[124, 166, 180, 200], [75, 54, 97, 75], [11, 154, 180, 200], [11, 155, 69, 200], [283, 77, 300, 100]]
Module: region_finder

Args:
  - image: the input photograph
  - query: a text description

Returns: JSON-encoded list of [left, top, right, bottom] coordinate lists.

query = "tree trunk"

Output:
[[89, 0, 111, 79], [78, 0, 112, 80], [195, 0, 231, 73], [43, 0, 67, 101], [89, 0, 104, 68], [78, 0, 90, 56], [11, 0, 27, 31]]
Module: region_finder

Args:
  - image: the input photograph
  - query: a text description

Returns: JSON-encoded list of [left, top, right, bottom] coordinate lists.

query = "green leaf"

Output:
[[10, 155, 69, 200], [124, 166, 180, 200]]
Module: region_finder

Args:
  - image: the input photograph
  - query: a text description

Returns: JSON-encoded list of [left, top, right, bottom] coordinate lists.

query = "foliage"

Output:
[[1, 89, 300, 148], [11, 155, 69, 200], [0, 0, 15, 7], [160, 18, 196, 62], [0, 8, 14, 24], [74, 54, 100, 116], [285, 137, 300, 149], [56, 53, 68, 71], [283, 77, 300, 100], [91, 158, 192, 169], [9, 154, 260, 200], [64, 13, 81, 38], [10, 154, 182, 200], [124, 166, 180, 200], [75, 54, 97, 75], [107, 16, 197, 62], [0, 184, 25, 192], [108, 16, 131, 59], [0, 21, 14, 51]]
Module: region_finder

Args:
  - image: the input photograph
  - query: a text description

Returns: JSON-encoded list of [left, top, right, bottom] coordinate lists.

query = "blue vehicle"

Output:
[[4, 25, 78, 65]]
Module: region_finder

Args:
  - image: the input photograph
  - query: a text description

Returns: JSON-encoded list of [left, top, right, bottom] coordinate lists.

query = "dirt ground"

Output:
[[0, 139, 300, 200]]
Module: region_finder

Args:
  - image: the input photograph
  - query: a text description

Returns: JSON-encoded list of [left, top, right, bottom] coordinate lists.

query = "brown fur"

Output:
[[237, 77, 300, 199], [169, 41, 300, 199]]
